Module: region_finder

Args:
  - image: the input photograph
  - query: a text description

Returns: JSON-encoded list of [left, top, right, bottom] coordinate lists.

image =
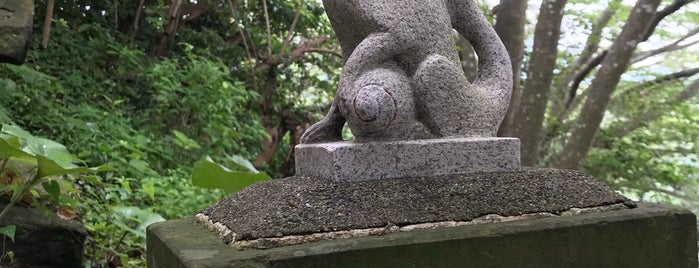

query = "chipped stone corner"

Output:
[[224, 203, 631, 250], [195, 213, 237, 243]]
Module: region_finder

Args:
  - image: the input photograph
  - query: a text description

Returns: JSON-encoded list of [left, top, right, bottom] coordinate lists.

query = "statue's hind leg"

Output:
[[299, 100, 345, 144], [413, 54, 493, 137]]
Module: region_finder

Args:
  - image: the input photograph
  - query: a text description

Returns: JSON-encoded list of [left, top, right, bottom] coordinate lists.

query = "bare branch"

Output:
[[131, 0, 146, 36], [279, 0, 307, 57], [563, 0, 694, 111], [565, 50, 607, 109], [227, 0, 259, 90], [181, 2, 212, 21], [553, 0, 663, 170], [261, 0, 273, 56], [257, 37, 340, 70], [288, 37, 330, 59], [632, 27, 699, 63], [554, 0, 619, 113], [292, 48, 342, 60], [618, 67, 699, 97], [640, 0, 695, 42]]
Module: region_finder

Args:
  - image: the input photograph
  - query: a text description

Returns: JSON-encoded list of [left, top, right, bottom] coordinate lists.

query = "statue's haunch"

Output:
[[300, 0, 513, 144], [338, 66, 430, 141]]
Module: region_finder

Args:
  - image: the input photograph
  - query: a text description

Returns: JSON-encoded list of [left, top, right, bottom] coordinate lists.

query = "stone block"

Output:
[[295, 137, 520, 182], [198, 169, 631, 244], [148, 203, 697, 268], [0, 0, 34, 64], [0, 199, 87, 267]]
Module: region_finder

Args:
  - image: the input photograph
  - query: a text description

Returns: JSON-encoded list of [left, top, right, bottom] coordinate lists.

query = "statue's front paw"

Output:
[[300, 120, 343, 144]]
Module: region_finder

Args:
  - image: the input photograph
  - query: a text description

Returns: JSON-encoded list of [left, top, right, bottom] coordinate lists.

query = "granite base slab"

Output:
[[147, 203, 697, 268], [295, 137, 520, 182], [197, 168, 632, 243]]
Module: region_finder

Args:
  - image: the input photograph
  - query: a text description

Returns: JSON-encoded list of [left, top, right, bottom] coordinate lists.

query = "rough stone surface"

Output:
[[295, 137, 520, 181], [148, 203, 697, 268], [0, 199, 88, 268], [0, 0, 34, 65], [300, 0, 512, 143], [199, 168, 634, 241], [214, 204, 628, 250]]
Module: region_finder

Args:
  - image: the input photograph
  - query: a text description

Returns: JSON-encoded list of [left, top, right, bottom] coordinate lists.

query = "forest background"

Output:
[[0, 0, 697, 267]]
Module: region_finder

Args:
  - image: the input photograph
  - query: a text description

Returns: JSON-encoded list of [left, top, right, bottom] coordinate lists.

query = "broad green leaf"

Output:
[[192, 156, 269, 194], [227, 154, 259, 173], [111, 206, 165, 237], [36, 155, 114, 179], [1, 125, 33, 140], [42, 180, 61, 204], [0, 136, 35, 161], [2, 124, 79, 166], [0, 225, 16, 242], [3, 136, 21, 149]]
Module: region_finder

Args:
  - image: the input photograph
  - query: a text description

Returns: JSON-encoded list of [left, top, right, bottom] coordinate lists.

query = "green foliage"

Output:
[[0, 123, 111, 262], [112, 206, 166, 238], [78, 169, 227, 267], [192, 156, 270, 194], [0, 226, 16, 243], [1, 0, 333, 265]]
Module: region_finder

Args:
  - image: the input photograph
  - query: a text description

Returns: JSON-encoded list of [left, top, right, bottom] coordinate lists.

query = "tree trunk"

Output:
[[561, 0, 695, 111], [41, 0, 55, 48], [551, 0, 619, 117], [552, 0, 662, 170], [512, 0, 567, 166], [155, 0, 184, 57], [130, 0, 146, 37], [493, 0, 529, 137], [279, 111, 312, 177], [254, 68, 283, 168]]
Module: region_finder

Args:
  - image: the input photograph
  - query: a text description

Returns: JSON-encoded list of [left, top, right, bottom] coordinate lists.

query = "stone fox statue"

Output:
[[300, 0, 513, 143]]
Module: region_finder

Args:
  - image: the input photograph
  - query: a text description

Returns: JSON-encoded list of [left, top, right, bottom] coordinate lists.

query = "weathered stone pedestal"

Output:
[[295, 138, 520, 181], [148, 203, 696, 268], [147, 168, 698, 267]]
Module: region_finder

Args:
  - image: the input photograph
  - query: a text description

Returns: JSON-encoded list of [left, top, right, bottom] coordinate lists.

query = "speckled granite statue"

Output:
[[295, 0, 519, 181], [301, 0, 512, 143]]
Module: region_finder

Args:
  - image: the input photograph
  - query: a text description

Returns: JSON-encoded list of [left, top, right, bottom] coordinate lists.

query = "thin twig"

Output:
[[632, 27, 699, 63], [0, 202, 14, 220], [131, 0, 146, 36], [261, 0, 273, 56], [564, 0, 694, 110], [279, 0, 307, 56], [301, 48, 343, 59], [227, 0, 259, 91]]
